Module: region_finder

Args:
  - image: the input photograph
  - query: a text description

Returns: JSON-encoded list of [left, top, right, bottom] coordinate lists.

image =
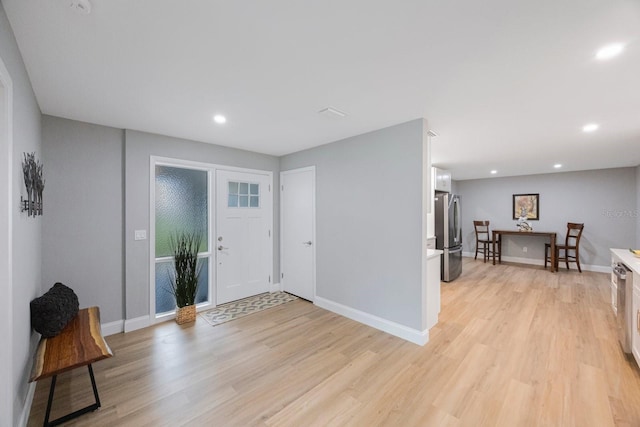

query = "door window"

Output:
[[227, 181, 260, 208]]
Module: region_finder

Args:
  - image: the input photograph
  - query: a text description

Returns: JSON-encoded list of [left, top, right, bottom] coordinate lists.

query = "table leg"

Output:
[[43, 375, 57, 427], [550, 234, 556, 273], [492, 233, 496, 265]]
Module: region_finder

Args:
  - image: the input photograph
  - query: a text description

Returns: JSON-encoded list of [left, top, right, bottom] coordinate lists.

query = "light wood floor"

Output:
[[27, 259, 640, 426]]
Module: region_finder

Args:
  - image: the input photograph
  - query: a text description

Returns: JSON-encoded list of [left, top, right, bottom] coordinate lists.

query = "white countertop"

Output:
[[427, 249, 443, 260], [611, 248, 640, 274]]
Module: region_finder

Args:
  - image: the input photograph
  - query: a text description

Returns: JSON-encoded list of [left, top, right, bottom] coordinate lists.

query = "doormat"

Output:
[[199, 292, 298, 326]]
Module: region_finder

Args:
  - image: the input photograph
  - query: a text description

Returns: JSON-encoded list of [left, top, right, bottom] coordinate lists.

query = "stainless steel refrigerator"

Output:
[[434, 192, 462, 282]]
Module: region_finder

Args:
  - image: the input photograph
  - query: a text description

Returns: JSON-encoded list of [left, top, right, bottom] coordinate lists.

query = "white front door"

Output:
[[281, 167, 315, 301], [216, 169, 272, 304]]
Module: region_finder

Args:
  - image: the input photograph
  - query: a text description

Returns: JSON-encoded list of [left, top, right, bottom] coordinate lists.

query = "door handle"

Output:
[[218, 245, 228, 251], [303, 241, 312, 246]]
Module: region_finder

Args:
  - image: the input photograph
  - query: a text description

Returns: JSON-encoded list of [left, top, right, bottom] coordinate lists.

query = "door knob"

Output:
[[303, 241, 312, 246], [218, 245, 228, 251]]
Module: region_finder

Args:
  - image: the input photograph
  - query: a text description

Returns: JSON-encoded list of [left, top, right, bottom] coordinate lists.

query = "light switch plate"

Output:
[[134, 230, 147, 241]]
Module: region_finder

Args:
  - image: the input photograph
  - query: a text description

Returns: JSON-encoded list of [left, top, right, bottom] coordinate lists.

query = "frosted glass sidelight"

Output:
[[195, 260, 209, 305], [155, 261, 175, 314], [155, 165, 210, 316], [155, 166, 208, 257], [155, 260, 209, 315]]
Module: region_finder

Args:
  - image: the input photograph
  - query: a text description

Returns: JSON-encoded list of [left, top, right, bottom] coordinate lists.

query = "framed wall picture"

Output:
[[512, 193, 539, 220]]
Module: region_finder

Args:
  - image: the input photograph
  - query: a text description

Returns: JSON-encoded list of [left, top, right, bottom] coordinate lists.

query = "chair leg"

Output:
[[575, 249, 582, 273], [475, 243, 478, 260], [544, 245, 548, 268]]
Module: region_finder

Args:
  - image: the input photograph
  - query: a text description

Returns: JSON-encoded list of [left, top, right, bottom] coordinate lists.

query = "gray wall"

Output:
[[0, 4, 42, 425], [457, 168, 637, 267], [42, 116, 124, 323], [637, 165, 640, 248], [280, 119, 426, 330], [125, 130, 280, 319], [39, 118, 281, 324]]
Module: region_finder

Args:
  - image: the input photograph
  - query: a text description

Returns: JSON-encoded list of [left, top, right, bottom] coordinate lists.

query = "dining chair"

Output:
[[473, 220, 492, 263], [545, 222, 584, 272]]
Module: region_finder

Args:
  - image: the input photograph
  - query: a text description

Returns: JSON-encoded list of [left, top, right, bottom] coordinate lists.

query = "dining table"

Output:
[[492, 229, 557, 272]]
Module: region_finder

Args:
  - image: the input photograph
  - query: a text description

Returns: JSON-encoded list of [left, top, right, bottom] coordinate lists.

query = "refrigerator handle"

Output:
[[453, 197, 461, 244]]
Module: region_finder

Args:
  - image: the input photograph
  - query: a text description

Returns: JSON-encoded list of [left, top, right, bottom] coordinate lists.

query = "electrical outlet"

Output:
[[523, 246, 528, 253], [134, 230, 147, 241]]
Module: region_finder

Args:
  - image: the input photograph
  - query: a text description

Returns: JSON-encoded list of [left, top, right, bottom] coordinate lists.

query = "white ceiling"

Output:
[[3, 0, 640, 180]]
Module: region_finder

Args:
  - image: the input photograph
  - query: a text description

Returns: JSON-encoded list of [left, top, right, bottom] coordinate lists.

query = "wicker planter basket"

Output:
[[175, 305, 196, 325]]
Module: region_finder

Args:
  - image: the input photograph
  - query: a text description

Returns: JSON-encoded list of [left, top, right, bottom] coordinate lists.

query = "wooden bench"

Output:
[[29, 306, 114, 427]]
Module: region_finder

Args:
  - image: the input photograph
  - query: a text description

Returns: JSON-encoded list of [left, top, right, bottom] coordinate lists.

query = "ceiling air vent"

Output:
[[318, 107, 347, 118], [70, 0, 92, 15]]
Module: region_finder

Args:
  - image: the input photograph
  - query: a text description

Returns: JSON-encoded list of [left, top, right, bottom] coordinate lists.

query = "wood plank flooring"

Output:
[[27, 259, 640, 426]]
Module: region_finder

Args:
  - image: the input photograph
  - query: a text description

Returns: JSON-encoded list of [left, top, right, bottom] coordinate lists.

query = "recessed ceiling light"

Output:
[[554, 164, 562, 169], [596, 43, 625, 61], [213, 114, 227, 124], [582, 123, 599, 133], [490, 170, 497, 175]]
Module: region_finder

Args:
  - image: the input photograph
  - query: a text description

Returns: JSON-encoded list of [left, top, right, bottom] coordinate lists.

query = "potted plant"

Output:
[[169, 231, 202, 325]]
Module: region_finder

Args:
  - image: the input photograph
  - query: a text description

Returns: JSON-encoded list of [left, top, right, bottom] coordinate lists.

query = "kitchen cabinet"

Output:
[[611, 249, 640, 367], [426, 236, 436, 250], [433, 167, 451, 193], [633, 285, 640, 363], [424, 249, 442, 331]]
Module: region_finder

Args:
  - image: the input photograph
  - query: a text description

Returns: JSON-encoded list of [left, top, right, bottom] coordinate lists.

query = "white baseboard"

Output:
[[124, 315, 151, 333], [314, 296, 429, 346], [583, 264, 611, 273], [101, 320, 124, 336], [17, 382, 36, 427], [270, 282, 282, 293], [462, 252, 611, 273]]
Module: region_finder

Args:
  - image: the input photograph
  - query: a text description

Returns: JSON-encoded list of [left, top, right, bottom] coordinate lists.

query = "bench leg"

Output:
[[43, 375, 57, 427], [42, 364, 102, 427]]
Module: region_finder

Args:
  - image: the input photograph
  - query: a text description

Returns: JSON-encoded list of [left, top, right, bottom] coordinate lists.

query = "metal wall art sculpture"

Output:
[[21, 152, 44, 217]]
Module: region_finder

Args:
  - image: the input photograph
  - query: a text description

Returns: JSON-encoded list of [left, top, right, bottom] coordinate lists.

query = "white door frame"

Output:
[[149, 156, 273, 321], [280, 166, 316, 300], [0, 55, 14, 425]]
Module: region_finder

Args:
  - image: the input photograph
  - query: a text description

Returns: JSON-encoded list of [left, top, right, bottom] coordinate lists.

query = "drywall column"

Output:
[[280, 119, 426, 331], [41, 116, 125, 325], [1, 3, 43, 425]]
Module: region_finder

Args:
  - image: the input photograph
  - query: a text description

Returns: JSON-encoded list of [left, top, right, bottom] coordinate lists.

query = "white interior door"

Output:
[[281, 167, 315, 301], [216, 169, 272, 304]]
